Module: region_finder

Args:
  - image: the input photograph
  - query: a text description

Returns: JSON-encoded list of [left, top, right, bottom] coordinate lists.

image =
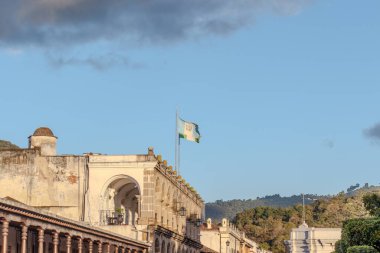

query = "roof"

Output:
[[32, 127, 56, 137]]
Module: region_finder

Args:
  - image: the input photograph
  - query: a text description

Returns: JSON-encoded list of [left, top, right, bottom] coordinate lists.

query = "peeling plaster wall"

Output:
[[0, 149, 86, 220]]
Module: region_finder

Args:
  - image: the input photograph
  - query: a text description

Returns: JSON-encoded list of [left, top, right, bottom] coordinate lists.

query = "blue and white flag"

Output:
[[178, 118, 201, 143]]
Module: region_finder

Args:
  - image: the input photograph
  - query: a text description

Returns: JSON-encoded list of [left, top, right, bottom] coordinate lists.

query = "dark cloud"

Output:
[[0, 0, 312, 47], [47, 53, 146, 70], [364, 123, 380, 142]]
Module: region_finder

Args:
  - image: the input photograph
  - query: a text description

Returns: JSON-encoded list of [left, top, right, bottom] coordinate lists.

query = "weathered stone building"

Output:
[[0, 128, 204, 253], [283, 222, 341, 253], [200, 219, 270, 253]]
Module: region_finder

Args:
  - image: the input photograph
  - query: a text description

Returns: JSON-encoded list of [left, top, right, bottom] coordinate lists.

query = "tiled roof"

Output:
[[32, 127, 55, 137]]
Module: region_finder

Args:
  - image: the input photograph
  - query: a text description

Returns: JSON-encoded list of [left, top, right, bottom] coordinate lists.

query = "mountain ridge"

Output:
[[205, 185, 378, 221], [0, 140, 20, 150]]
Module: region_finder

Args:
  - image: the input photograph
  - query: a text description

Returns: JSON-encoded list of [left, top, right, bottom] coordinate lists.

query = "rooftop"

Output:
[[32, 127, 56, 137]]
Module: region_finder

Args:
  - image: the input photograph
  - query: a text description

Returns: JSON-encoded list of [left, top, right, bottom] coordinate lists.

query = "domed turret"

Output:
[[28, 127, 57, 156]]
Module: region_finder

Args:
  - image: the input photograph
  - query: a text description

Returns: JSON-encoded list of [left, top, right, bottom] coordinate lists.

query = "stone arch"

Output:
[[155, 238, 160, 253], [100, 174, 141, 225], [100, 174, 141, 201]]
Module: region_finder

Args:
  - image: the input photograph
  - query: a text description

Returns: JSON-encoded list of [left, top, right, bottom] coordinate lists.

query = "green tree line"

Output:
[[234, 189, 378, 253], [335, 193, 380, 253]]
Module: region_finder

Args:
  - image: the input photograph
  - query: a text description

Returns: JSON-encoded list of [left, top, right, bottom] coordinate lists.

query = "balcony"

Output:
[[98, 210, 147, 241], [99, 210, 125, 225]]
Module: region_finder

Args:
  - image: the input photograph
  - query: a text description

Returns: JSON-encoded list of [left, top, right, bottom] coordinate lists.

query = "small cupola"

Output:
[[28, 127, 57, 156]]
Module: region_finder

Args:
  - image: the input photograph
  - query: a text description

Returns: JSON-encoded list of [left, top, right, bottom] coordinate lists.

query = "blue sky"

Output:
[[1, 0, 380, 202]]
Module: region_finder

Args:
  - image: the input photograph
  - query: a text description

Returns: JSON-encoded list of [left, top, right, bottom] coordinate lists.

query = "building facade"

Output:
[[284, 223, 341, 253], [0, 198, 149, 253], [200, 219, 270, 253], [0, 128, 204, 253]]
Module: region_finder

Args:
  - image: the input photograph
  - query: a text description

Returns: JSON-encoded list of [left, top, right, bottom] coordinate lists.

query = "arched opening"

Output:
[[167, 186, 171, 204], [161, 183, 166, 200], [172, 244, 176, 253], [100, 175, 140, 225], [155, 239, 160, 253], [167, 243, 171, 253], [155, 178, 161, 193]]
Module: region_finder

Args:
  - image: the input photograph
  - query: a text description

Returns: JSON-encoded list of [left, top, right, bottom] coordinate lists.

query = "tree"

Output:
[[347, 246, 377, 253], [347, 184, 360, 193], [363, 194, 380, 217], [340, 218, 380, 252]]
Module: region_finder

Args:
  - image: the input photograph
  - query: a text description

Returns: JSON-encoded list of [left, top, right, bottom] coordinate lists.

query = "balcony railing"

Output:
[[99, 210, 124, 225]]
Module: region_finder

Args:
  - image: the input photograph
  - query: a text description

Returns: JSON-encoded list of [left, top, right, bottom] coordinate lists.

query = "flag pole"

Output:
[[178, 134, 181, 176], [175, 110, 178, 173], [175, 110, 180, 175]]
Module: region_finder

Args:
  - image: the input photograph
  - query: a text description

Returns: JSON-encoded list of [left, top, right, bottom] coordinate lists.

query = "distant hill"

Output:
[[0, 140, 20, 150], [206, 193, 329, 221], [205, 184, 379, 221]]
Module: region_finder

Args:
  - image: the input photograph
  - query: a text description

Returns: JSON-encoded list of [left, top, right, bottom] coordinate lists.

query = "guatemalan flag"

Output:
[[177, 118, 201, 143]]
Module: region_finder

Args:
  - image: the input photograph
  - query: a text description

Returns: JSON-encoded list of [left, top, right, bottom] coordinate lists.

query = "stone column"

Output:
[[105, 244, 110, 253], [38, 228, 44, 253], [66, 235, 72, 253], [88, 240, 93, 253], [136, 195, 141, 224], [114, 246, 119, 253], [78, 238, 83, 253], [121, 247, 125, 253], [53, 232, 59, 253], [1, 220, 9, 253], [98, 242, 102, 253], [21, 224, 28, 253]]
